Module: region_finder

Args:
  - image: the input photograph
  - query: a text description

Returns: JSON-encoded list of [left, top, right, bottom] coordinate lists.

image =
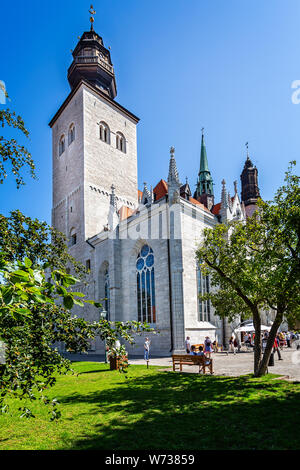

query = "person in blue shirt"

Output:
[[189, 345, 198, 355]]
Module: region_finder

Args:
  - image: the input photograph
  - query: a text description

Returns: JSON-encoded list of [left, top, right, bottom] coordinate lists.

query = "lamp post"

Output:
[[100, 308, 108, 363]]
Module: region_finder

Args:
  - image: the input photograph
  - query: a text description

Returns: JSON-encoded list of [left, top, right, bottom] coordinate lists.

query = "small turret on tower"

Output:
[[240, 143, 261, 218], [194, 129, 214, 210], [168, 146, 181, 205]]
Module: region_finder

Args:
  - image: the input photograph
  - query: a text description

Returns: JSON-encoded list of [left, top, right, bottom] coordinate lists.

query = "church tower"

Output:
[[194, 129, 214, 210], [67, 29, 117, 98], [50, 8, 139, 261], [240, 144, 260, 218]]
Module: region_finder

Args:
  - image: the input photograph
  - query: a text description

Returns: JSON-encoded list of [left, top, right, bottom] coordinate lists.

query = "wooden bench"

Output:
[[172, 354, 213, 374], [193, 343, 222, 352], [192, 343, 204, 352]]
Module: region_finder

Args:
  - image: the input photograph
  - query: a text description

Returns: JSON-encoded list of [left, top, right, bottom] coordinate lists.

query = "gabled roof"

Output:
[[119, 205, 135, 221], [153, 179, 168, 201], [211, 202, 221, 215], [145, 179, 212, 213], [212, 196, 236, 215], [189, 197, 212, 213], [138, 190, 143, 203]]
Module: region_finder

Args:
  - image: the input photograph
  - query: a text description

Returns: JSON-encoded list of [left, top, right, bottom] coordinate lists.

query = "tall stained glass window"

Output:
[[197, 265, 211, 322], [136, 245, 156, 323]]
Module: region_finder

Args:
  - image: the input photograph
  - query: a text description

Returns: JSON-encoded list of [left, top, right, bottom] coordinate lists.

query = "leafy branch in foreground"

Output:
[[0, 210, 87, 279], [0, 108, 36, 187], [0, 257, 155, 420]]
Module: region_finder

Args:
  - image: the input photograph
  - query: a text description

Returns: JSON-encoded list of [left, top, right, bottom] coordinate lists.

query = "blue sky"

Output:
[[1, 0, 300, 223]]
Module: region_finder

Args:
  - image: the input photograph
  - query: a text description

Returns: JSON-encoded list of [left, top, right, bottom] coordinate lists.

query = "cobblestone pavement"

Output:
[[129, 348, 300, 381], [64, 347, 300, 380]]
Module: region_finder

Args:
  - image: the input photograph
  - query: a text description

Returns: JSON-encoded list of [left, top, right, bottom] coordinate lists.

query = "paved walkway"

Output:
[[129, 348, 300, 381], [65, 347, 300, 380]]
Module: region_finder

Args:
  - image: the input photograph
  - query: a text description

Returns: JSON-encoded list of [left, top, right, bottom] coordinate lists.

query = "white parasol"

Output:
[[234, 323, 271, 333]]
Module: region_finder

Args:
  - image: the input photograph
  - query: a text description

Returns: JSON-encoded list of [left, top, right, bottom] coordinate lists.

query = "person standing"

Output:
[[279, 332, 285, 349], [185, 336, 191, 354], [144, 337, 151, 361], [229, 336, 234, 353], [233, 337, 238, 354], [212, 340, 218, 353], [262, 332, 268, 353], [286, 331, 291, 348], [204, 336, 212, 358], [273, 336, 282, 360]]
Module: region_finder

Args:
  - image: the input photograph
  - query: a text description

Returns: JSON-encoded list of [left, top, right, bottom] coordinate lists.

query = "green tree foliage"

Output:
[[196, 162, 300, 377], [0, 106, 36, 188], [0, 210, 87, 278], [0, 108, 154, 419]]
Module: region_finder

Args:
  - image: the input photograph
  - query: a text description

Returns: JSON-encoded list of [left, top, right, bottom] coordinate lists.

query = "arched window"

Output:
[[99, 121, 110, 144], [197, 264, 211, 322], [69, 227, 77, 246], [116, 132, 126, 153], [59, 135, 65, 156], [136, 245, 156, 323], [99, 262, 110, 320], [68, 123, 75, 145]]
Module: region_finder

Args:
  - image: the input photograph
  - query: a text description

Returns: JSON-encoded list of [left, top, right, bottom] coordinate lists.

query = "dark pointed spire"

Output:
[[194, 129, 214, 209], [199, 128, 210, 174], [240, 143, 260, 209]]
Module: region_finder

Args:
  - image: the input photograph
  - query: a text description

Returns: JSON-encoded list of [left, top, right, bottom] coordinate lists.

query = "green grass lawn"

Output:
[[1, 362, 300, 450]]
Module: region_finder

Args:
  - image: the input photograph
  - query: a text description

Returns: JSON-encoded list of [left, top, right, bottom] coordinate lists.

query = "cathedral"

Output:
[[49, 20, 261, 356]]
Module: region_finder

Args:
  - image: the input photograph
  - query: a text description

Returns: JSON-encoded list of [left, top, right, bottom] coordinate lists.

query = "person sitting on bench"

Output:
[[197, 345, 212, 367], [189, 345, 198, 355]]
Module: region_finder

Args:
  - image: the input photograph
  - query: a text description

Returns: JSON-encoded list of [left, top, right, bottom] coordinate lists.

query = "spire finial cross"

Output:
[[245, 141, 249, 157], [201, 127, 204, 136], [89, 4, 96, 31], [170, 146, 175, 156]]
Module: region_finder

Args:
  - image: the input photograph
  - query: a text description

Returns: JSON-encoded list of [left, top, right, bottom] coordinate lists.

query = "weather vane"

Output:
[[245, 141, 249, 157], [89, 4, 96, 31]]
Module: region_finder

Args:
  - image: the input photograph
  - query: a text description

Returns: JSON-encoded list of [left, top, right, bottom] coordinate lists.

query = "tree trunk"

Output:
[[255, 312, 283, 377], [252, 308, 262, 376]]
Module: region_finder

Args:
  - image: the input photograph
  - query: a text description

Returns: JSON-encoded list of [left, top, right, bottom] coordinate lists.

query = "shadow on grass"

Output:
[[58, 371, 300, 450], [78, 369, 111, 375]]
